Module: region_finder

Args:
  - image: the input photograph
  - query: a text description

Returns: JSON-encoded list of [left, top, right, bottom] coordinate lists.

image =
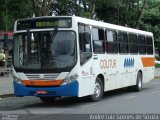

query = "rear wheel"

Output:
[[39, 97, 56, 103], [89, 77, 103, 102], [133, 72, 142, 92]]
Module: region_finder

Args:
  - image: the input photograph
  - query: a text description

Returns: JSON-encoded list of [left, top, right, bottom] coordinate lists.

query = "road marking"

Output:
[[127, 96, 136, 99]]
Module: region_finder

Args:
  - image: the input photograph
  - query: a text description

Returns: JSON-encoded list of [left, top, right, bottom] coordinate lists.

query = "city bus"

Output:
[[13, 16, 155, 102]]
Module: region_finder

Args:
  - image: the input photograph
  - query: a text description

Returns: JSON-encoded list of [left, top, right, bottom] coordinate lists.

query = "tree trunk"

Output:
[[29, 0, 52, 17], [90, 0, 96, 18], [135, 0, 147, 29]]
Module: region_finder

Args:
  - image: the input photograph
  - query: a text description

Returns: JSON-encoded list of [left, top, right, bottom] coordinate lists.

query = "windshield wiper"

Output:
[[41, 28, 58, 68]]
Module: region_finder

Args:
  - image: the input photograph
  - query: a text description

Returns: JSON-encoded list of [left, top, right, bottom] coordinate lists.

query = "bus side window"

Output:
[[146, 36, 153, 54], [92, 27, 105, 53], [106, 29, 118, 53], [138, 35, 146, 54], [78, 24, 92, 65], [118, 31, 128, 54], [128, 33, 138, 54]]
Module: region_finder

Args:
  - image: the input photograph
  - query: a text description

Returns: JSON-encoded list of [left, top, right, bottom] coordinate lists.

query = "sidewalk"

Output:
[[0, 74, 14, 96], [154, 68, 160, 78], [0, 68, 160, 97]]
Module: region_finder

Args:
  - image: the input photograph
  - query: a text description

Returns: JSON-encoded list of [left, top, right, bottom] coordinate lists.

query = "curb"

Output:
[[0, 94, 14, 98], [155, 76, 160, 79]]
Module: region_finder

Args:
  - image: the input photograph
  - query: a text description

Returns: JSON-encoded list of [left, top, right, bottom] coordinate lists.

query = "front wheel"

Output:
[[89, 77, 103, 102]]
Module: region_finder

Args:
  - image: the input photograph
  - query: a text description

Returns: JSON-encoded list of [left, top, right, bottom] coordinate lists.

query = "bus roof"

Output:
[[72, 16, 153, 36], [15, 16, 153, 36]]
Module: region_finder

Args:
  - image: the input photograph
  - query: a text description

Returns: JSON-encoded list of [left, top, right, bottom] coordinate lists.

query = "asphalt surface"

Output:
[[0, 79, 160, 120]]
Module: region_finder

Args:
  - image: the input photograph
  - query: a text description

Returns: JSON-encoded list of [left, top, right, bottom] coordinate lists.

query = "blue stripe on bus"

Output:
[[13, 80, 79, 97]]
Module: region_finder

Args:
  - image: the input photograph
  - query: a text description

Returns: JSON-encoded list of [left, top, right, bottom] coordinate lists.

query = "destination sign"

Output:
[[17, 17, 72, 30]]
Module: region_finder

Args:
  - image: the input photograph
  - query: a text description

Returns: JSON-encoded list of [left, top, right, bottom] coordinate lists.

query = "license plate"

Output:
[[36, 90, 48, 94]]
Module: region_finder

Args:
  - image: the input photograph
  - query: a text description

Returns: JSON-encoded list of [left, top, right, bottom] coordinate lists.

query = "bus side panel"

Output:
[[143, 67, 155, 83], [78, 58, 96, 97], [140, 56, 155, 83]]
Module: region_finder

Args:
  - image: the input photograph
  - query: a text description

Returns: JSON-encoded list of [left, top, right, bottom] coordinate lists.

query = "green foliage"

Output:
[[155, 55, 160, 67], [0, 0, 7, 31], [0, 0, 159, 46], [156, 56, 160, 61], [155, 64, 160, 67], [52, 0, 80, 16], [140, 0, 160, 47], [0, 0, 31, 31], [95, 0, 147, 27]]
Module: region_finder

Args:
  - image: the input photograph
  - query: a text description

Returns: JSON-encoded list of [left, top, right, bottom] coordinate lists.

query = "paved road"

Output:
[[0, 79, 160, 120]]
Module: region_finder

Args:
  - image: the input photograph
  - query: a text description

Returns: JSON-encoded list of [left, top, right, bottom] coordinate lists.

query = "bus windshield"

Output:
[[13, 31, 76, 70]]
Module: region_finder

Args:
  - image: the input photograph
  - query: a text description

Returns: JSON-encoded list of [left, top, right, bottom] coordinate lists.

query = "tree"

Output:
[[51, 0, 79, 16], [28, 0, 53, 16], [95, 0, 147, 28], [0, 0, 31, 31], [80, 0, 96, 18], [0, 0, 6, 31], [51, 0, 96, 18], [140, 0, 160, 48], [0, 0, 159, 46]]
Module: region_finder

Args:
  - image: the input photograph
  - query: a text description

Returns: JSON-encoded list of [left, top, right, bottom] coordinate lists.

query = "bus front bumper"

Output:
[[13, 80, 79, 97]]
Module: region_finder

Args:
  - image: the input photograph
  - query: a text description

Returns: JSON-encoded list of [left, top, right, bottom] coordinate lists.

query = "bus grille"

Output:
[[24, 73, 60, 80]]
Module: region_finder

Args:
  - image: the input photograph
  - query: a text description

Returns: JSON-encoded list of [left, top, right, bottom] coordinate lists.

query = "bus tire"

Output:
[[133, 72, 142, 92], [89, 77, 103, 102], [39, 97, 56, 103]]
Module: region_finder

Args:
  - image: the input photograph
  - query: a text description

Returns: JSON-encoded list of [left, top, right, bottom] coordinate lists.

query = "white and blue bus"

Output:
[[13, 16, 155, 102]]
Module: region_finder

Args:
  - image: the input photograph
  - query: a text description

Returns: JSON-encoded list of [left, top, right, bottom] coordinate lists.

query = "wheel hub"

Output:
[[94, 83, 101, 97]]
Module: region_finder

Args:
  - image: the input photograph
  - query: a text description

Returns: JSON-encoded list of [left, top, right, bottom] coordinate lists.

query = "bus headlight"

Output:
[[62, 73, 79, 85], [13, 75, 22, 84]]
